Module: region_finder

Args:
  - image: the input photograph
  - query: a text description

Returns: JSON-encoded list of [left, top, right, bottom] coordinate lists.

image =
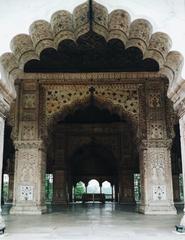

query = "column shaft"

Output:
[[119, 172, 135, 204], [8, 173, 14, 203], [139, 140, 176, 214], [52, 170, 68, 204], [10, 141, 47, 215], [173, 175, 181, 202]]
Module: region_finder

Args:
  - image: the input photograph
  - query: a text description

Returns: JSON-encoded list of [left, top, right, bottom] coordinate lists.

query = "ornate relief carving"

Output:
[[23, 94, 36, 109], [138, 84, 147, 139], [165, 94, 178, 139], [108, 10, 130, 44], [23, 81, 37, 91], [140, 139, 172, 149], [149, 110, 164, 121], [150, 150, 165, 179], [20, 185, 33, 201], [14, 140, 44, 150], [94, 86, 139, 119], [150, 122, 163, 139], [21, 122, 35, 140], [45, 85, 89, 117], [22, 111, 36, 121], [149, 93, 161, 108], [42, 84, 140, 135], [17, 149, 37, 183], [152, 185, 166, 201], [73, 2, 89, 38]]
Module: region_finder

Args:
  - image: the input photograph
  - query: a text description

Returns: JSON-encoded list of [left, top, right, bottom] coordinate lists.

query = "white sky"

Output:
[[1, 0, 185, 77]]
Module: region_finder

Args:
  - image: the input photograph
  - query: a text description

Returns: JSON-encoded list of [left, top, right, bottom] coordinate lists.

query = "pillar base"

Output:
[[0, 215, 5, 229], [119, 200, 136, 205], [180, 214, 185, 226], [176, 213, 185, 233], [10, 204, 47, 215], [139, 203, 177, 215], [52, 200, 68, 205]]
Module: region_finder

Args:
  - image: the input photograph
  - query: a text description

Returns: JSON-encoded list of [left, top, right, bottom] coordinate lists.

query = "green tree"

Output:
[[75, 182, 85, 198], [45, 174, 53, 202]]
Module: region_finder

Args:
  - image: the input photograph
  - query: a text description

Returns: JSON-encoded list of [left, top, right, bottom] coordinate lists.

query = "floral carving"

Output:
[[149, 93, 161, 108], [23, 94, 36, 109], [150, 122, 163, 139]]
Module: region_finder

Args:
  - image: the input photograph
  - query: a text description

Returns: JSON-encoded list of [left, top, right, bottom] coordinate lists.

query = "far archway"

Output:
[[46, 99, 139, 207], [87, 180, 100, 194]]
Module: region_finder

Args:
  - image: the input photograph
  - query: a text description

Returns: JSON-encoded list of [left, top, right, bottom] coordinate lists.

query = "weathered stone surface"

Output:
[[126, 19, 153, 54], [108, 10, 131, 45]]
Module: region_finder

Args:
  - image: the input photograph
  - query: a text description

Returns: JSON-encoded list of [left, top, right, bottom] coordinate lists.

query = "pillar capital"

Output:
[[138, 139, 172, 150], [14, 140, 46, 151]]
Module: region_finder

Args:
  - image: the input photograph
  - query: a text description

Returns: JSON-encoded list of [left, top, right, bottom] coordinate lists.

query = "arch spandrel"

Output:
[[43, 90, 140, 140]]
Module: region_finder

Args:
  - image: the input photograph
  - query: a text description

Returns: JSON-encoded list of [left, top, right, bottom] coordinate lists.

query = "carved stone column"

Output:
[[119, 171, 135, 204], [139, 140, 176, 214], [173, 175, 181, 202], [8, 173, 14, 203], [52, 170, 68, 204], [68, 181, 73, 203], [10, 141, 47, 214], [179, 116, 185, 226]]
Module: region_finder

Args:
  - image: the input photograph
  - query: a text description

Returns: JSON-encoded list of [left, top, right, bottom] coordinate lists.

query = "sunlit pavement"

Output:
[[0, 203, 184, 240]]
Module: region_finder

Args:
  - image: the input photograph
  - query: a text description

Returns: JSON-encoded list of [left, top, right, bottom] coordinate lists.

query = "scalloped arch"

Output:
[[0, 0, 184, 93]]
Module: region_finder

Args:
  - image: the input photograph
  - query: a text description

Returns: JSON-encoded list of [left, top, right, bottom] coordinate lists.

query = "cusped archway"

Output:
[[46, 95, 139, 141], [0, 0, 184, 97]]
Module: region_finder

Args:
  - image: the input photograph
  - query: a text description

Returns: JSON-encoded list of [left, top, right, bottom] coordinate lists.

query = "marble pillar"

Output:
[[52, 170, 68, 204], [8, 173, 14, 203], [139, 140, 176, 214], [111, 184, 114, 202], [10, 140, 47, 215], [173, 175, 181, 202], [179, 116, 185, 226]]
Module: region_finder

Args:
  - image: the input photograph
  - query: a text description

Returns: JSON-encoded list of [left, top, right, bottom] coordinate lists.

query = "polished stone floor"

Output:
[[0, 203, 185, 240]]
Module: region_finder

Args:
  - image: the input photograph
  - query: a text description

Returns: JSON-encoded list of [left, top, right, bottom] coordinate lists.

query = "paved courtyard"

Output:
[[0, 203, 184, 240]]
